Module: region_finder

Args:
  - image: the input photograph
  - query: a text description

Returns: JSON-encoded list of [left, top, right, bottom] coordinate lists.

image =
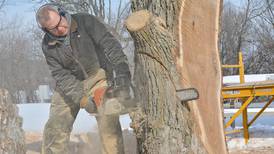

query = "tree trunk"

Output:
[[126, 0, 227, 153], [0, 89, 25, 154]]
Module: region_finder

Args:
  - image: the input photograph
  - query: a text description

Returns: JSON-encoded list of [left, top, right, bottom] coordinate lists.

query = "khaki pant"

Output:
[[42, 70, 125, 154]]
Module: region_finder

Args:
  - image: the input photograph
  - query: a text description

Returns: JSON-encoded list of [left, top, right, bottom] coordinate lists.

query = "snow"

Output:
[[18, 102, 274, 152], [17, 103, 132, 133], [227, 125, 274, 152], [223, 74, 274, 84], [224, 108, 274, 114], [223, 74, 274, 151], [225, 110, 274, 152], [37, 85, 52, 103]]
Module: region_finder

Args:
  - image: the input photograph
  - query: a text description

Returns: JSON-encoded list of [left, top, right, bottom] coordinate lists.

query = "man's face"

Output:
[[43, 10, 69, 37]]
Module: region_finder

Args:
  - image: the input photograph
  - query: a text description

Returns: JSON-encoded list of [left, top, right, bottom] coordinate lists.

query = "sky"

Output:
[[2, 0, 41, 23], [1, 0, 243, 25]]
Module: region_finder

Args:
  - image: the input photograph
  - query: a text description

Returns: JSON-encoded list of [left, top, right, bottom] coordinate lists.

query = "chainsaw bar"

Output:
[[176, 88, 199, 102]]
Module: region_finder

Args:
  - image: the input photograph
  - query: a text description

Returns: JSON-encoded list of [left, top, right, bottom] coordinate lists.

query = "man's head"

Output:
[[36, 4, 69, 37]]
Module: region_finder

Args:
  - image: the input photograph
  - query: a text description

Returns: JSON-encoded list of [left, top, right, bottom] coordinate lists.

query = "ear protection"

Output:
[[36, 3, 67, 30], [57, 6, 66, 17]]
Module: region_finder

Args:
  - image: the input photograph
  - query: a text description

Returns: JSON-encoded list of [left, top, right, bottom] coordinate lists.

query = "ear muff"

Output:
[[57, 6, 67, 17]]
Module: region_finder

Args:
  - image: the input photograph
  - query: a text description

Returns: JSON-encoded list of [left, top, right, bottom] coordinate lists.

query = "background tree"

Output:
[[0, 3, 26, 154], [220, 0, 274, 75], [0, 19, 52, 103]]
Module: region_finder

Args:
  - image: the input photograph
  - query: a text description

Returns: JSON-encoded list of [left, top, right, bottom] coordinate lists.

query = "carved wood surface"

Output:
[[178, 0, 227, 153]]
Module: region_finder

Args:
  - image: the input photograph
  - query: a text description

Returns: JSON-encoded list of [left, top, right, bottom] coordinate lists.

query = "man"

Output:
[[36, 3, 132, 154]]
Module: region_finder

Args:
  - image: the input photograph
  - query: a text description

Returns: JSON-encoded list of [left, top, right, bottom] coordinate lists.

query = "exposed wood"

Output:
[[0, 89, 25, 154], [178, 0, 227, 153]]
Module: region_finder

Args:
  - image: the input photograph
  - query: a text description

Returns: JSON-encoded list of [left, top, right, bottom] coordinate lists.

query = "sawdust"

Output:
[[25, 130, 137, 154]]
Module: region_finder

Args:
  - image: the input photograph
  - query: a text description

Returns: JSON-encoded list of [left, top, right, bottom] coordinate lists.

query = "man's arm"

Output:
[[43, 51, 84, 105], [84, 15, 131, 84]]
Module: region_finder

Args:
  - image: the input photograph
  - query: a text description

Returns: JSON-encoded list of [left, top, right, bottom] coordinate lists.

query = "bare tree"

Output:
[[0, 0, 6, 10], [245, 0, 274, 73], [220, 0, 272, 75], [0, 19, 52, 103]]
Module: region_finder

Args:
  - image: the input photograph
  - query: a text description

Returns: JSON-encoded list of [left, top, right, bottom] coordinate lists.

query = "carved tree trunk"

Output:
[[0, 89, 25, 154], [126, 0, 226, 153]]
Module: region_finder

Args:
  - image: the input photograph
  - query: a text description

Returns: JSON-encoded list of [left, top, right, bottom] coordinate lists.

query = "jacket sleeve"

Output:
[[84, 14, 131, 79], [43, 48, 84, 105]]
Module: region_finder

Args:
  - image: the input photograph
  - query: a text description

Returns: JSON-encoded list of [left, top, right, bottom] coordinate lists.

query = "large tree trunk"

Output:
[[126, 0, 226, 153], [0, 89, 25, 154]]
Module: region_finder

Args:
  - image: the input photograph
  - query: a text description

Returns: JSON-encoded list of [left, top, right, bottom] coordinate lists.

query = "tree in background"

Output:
[[0, 19, 52, 103], [0, 2, 26, 154], [220, 0, 274, 75], [245, 0, 274, 73]]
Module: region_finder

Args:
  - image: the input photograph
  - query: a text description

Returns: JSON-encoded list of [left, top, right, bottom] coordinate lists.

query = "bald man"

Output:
[[36, 3, 131, 154]]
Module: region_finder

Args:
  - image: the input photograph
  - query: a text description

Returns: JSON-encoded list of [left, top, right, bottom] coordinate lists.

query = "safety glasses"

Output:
[[46, 14, 62, 32]]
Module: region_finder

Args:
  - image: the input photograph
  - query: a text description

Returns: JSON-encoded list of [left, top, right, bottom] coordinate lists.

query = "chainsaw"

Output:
[[91, 87, 199, 116]]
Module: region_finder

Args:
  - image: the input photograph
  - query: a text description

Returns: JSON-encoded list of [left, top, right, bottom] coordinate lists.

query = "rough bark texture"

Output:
[[126, 10, 195, 154], [178, 0, 228, 153], [0, 89, 25, 154]]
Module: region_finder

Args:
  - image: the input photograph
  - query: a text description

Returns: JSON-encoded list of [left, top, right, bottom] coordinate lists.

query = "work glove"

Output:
[[108, 74, 131, 99], [80, 86, 108, 114], [111, 62, 132, 99]]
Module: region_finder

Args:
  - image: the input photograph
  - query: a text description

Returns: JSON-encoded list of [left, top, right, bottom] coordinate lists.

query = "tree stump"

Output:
[[0, 89, 25, 154]]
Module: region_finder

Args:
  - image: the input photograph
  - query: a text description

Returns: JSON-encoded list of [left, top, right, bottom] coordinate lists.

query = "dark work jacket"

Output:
[[42, 13, 130, 104]]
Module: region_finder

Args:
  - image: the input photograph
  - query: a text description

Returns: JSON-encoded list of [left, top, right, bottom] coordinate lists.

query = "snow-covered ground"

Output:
[[17, 103, 132, 133], [18, 103, 274, 153], [227, 125, 274, 153], [223, 74, 274, 84], [225, 110, 274, 153]]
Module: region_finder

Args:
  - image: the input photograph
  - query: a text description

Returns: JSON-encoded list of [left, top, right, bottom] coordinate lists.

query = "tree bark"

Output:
[[126, 0, 227, 154], [0, 89, 25, 154]]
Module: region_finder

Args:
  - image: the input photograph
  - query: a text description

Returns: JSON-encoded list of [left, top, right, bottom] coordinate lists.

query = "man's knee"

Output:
[[42, 117, 72, 154], [42, 127, 70, 154]]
